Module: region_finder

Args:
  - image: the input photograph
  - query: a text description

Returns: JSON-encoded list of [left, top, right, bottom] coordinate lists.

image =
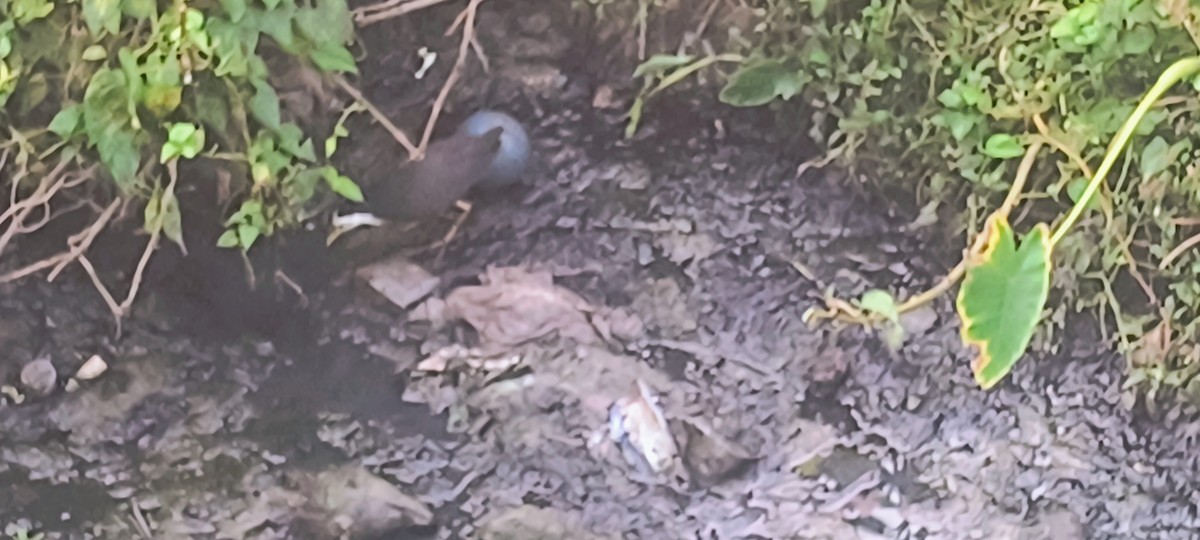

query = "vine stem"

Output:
[[1049, 56, 1200, 247], [892, 139, 1044, 315]]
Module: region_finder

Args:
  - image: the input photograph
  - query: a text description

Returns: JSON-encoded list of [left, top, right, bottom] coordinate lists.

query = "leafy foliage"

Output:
[[2, 0, 364, 254], [683, 0, 1200, 393]]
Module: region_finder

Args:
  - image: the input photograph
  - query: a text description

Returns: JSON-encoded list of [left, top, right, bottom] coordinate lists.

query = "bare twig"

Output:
[[421, 0, 486, 151], [0, 198, 120, 284], [332, 75, 421, 160], [0, 159, 74, 258], [354, 0, 452, 26]]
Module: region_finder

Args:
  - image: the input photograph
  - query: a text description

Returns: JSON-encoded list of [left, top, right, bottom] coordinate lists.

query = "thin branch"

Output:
[[354, 0, 452, 27], [0, 159, 73, 258], [421, 0, 486, 152], [0, 198, 120, 284], [332, 75, 421, 160]]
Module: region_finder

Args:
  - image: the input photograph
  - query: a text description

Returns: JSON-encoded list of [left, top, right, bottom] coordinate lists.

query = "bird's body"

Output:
[[361, 110, 531, 221]]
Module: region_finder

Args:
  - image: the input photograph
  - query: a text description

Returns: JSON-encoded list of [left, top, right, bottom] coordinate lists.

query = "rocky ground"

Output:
[[3, 3, 1200, 540]]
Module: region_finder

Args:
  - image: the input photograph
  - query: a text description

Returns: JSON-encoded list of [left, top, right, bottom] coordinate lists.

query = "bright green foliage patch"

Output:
[[1, 0, 365, 255], [672, 0, 1200, 393]]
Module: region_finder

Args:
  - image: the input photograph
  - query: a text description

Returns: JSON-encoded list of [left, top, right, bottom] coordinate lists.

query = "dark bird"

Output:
[[361, 109, 531, 220]]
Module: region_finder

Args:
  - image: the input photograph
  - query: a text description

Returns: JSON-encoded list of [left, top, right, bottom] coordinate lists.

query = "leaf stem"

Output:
[[1049, 56, 1200, 247]]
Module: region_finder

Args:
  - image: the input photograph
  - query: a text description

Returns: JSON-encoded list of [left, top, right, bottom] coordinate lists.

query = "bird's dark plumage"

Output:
[[362, 126, 504, 220]]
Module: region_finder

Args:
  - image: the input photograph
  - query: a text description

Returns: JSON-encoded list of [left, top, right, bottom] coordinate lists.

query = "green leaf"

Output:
[[222, 0, 247, 22], [143, 192, 162, 234], [217, 229, 240, 247], [632, 54, 693, 78], [1122, 25, 1155, 55], [143, 85, 183, 116], [940, 110, 977, 141], [120, 0, 156, 19], [955, 216, 1052, 389], [1066, 177, 1101, 211], [295, 0, 353, 44], [321, 167, 362, 202], [253, 6, 297, 50], [12, 0, 55, 24], [168, 122, 197, 144], [82, 0, 122, 36], [49, 104, 83, 137], [937, 87, 963, 109], [162, 123, 205, 161], [97, 129, 140, 190], [859, 289, 899, 323], [82, 45, 108, 61], [277, 123, 315, 161], [249, 79, 281, 130], [17, 72, 48, 114], [237, 223, 261, 249], [807, 0, 827, 17], [161, 192, 185, 251], [719, 60, 803, 107], [309, 41, 357, 74], [1139, 135, 1170, 178], [160, 142, 180, 163], [982, 133, 1025, 159]]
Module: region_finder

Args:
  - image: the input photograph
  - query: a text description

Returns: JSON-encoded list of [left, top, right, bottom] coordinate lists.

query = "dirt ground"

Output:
[[3, 3, 1200, 540]]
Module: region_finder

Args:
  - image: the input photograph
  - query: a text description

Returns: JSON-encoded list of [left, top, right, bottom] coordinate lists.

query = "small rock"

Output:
[[74, 354, 108, 380], [356, 254, 441, 310], [20, 358, 57, 396]]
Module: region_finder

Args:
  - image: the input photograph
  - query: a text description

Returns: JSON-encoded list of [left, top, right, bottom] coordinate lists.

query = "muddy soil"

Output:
[[3, 3, 1200, 540]]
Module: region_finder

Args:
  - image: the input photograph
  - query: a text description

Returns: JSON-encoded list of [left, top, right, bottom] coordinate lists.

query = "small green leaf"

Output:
[[143, 192, 162, 234], [237, 223, 261, 249], [322, 167, 363, 202], [955, 215, 1052, 389], [183, 8, 205, 31], [324, 133, 340, 158], [160, 141, 180, 163], [940, 110, 977, 141], [161, 192, 185, 251], [859, 289, 899, 323], [249, 79, 281, 130], [937, 87, 963, 109], [222, 0, 247, 22], [168, 122, 197, 144], [1122, 25, 1155, 55], [162, 123, 204, 162], [1139, 135, 1170, 178], [82, 0, 122, 36], [982, 133, 1025, 159], [217, 229, 240, 247], [309, 41, 358, 74], [120, 0, 156, 19], [632, 54, 693, 78], [808, 0, 827, 17], [81, 45, 108, 61], [719, 60, 803, 107], [278, 123, 315, 161], [142, 84, 183, 116], [1066, 177, 1101, 211], [49, 104, 83, 137]]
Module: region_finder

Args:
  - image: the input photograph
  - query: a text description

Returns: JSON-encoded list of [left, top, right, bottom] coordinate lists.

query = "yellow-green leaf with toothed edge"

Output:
[[955, 215, 1052, 389]]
